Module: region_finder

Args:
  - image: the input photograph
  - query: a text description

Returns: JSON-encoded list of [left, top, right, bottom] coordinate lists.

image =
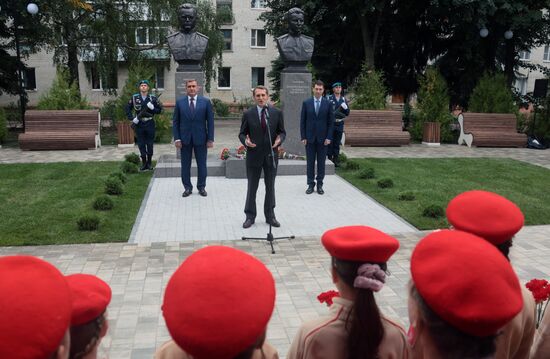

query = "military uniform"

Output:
[[531, 307, 550, 359], [126, 87, 162, 170], [326, 92, 349, 165], [155, 340, 279, 359], [287, 297, 409, 359]]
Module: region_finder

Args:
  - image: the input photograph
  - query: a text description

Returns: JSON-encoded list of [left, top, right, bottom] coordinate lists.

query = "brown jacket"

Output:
[[287, 297, 409, 359], [154, 340, 279, 359], [531, 306, 550, 359], [494, 285, 536, 359]]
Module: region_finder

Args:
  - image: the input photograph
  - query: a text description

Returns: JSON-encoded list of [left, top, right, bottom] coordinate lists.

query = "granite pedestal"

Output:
[[280, 72, 312, 156]]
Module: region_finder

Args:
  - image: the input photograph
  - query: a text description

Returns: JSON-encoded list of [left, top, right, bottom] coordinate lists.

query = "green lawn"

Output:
[[0, 162, 152, 246], [338, 158, 550, 230]]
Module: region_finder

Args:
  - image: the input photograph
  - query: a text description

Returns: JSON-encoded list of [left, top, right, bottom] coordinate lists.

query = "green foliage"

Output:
[[77, 215, 100, 231], [37, 68, 90, 110], [338, 152, 348, 163], [109, 171, 127, 184], [120, 161, 139, 174], [124, 153, 141, 165], [358, 167, 376, 179], [93, 195, 114, 211], [266, 57, 285, 103], [105, 177, 124, 195], [377, 178, 394, 188], [0, 108, 7, 144], [345, 160, 360, 171], [398, 191, 416, 201], [422, 204, 444, 218], [100, 99, 118, 125], [468, 73, 516, 114], [212, 99, 230, 117], [351, 64, 387, 110], [154, 111, 173, 143]]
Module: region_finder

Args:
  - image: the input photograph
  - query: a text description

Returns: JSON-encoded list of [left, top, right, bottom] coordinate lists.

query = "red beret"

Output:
[[66, 274, 112, 326], [162, 246, 276, 359], [446, 190, 524, 245], [321, 226, 400, 262], [411, 230, 523, 337], [0, 255, 72, 359]]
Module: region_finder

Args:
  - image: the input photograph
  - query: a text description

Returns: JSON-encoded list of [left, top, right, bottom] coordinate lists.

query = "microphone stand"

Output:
[[242, 105, 294, 254]]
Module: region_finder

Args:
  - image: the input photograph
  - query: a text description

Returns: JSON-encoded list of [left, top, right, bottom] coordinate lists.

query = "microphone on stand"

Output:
[[263, 104, 277, 169]]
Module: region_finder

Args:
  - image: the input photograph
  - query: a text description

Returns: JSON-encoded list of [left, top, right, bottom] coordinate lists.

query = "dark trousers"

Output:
[[180, 139, 207, 191], [327, 123, 344, 158], [306, 141, 327, 186], [136, 121, 155, 157], [244, 154, 277, 220]]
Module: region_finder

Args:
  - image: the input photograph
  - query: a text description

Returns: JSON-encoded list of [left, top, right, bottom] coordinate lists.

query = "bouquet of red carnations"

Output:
[[526, 278, 550, 328]]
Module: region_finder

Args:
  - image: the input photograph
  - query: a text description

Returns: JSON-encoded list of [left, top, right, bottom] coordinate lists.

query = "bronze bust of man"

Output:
[[167, 3, 209, 72], [276, 7, 314, 73]]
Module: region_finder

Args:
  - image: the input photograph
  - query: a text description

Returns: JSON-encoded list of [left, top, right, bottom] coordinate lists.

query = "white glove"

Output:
[[132, 117, 139, 124], [340, 102, 348, 110], [147, 102, 154, 110]]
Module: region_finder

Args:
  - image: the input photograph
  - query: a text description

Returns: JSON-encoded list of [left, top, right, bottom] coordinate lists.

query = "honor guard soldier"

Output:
[[327, 82, 349, 167], [126, 79, 162, 171]]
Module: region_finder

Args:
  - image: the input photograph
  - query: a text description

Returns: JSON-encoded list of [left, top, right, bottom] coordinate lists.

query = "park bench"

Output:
[[344, 110, 410, 146], [19, 110, 101, 150], [457, 112, 527, 148]]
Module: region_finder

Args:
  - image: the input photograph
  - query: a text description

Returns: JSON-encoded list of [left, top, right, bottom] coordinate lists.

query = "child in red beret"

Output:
[[446, 190, 535, 358], [408, 230, 523, 359], [155, 246, 278, 359], [66, 274, 112, 359], [0, 255, 72, 359], [287, 226, 409, 359]]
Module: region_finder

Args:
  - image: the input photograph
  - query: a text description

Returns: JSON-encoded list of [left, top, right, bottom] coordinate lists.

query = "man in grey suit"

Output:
[[239, 86, 286, 229]]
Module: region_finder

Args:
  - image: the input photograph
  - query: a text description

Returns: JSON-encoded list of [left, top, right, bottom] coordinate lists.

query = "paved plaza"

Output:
[[1, 120, 550, 358]]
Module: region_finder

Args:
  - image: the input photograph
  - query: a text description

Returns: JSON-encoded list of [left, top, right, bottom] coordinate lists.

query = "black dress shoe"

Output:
[[243, 218, 255, 229], [306, 186, 315, 194], [182, 190, 192, 197], [199, 189, 207, 197], [266, 218, 280, 227], [317, 186, 324, 195]]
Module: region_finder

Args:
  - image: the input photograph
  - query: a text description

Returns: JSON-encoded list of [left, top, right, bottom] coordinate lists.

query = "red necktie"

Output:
[[261, 108, 267, 132], [190, 97, 195, 113]]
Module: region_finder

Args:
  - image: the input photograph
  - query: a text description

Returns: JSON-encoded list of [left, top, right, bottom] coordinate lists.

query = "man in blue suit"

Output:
[[300, 80, 334, 195], [172, 79, 214, 197]]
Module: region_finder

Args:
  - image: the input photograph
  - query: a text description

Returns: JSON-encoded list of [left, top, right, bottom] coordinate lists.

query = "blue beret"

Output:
[[332, 82, 342, 88], [138, 80, 150, 86]]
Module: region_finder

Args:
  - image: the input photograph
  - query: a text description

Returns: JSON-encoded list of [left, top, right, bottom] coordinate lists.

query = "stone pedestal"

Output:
[[280, 72, 311, 156], [175, 71, 205, 159]]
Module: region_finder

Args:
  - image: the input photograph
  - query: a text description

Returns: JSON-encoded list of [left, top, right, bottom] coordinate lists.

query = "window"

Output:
[[221, 29, 232, 51], [136, 27, 148, 45], [155, 66, 165, 89], [89, 63, 117, 90], [251, 29, 266, 47], [218, 67, 231, 88], [514, 77, 527, 95], [22, 68, 36, 90], [135, 27, 167, 45], [520, 51, 531, 61], [251, 67, 265, 87], [251, 0, 266, 9], [544, 46, 550, 62], [91, 63, 101, 90]]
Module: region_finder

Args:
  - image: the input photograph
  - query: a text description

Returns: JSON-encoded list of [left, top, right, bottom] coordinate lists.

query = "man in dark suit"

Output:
[[300, 80, 334, 195], [172, 79, 214, 197], [239, 86, 286, 229]]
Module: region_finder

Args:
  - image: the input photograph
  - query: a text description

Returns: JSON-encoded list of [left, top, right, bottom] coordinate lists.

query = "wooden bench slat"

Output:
[[458, 112, 526, 148], [344, 110, 409, 147]]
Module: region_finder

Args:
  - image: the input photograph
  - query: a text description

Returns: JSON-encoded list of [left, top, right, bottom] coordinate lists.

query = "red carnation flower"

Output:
[[526, 278, 550, 329], [317, 290, 340, 307]]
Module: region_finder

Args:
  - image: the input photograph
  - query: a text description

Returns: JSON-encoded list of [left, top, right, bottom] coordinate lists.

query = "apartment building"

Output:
[[514, 46, 550, 96]]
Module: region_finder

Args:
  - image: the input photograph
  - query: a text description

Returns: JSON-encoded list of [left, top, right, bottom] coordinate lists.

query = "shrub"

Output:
[[358, 167, 376, 179], [93, 195, 114, 211], [109, 171, 127, 184], [77, 215, 100, 231], [338, 152, 348, 163], [468, 72, 516, 114], [120, 161, 139, 174], [100, 99, 118, 126], [104, 177, 124, 195], [345, 160, 360, 171], [154, 111, 172, 143], [398, 191, 416, 201], [351, 63, 387, 110], [125, 153, 141, 165], [422, 205, 444, 218], [0, 107, 7, 144], [377, 178, 394, 188], [212, 98, 230, 117], [37, 68, 90, 110]]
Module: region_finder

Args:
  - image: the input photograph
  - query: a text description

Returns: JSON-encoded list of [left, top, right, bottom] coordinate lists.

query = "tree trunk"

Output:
[[358, 14, 375, 68], [67, 42, 80, 92], [504, 40, 515, 87]]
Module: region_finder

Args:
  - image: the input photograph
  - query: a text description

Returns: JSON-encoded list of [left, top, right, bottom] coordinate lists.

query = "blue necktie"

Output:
[[190, 97, 195, 114], [315, 100, 320, 115]]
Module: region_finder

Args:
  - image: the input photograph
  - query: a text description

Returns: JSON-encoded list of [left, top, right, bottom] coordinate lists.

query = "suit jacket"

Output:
[[300, 97, 335, 143], [239, 105, 286, 168], [172, 96, 214, 146]]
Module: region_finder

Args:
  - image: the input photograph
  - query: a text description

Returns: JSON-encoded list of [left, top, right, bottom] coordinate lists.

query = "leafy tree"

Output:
[[351, 64, 387, 110], [468, 72, 516, 114], [37, 68, 90, 110]]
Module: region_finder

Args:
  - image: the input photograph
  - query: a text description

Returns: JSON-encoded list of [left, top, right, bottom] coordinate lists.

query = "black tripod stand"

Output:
[[242, 104, 294, 254]]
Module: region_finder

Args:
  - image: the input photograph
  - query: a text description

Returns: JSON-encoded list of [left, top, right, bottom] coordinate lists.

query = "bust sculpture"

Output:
[[167, 3, 209, 72], [276, 7, 314, 73]]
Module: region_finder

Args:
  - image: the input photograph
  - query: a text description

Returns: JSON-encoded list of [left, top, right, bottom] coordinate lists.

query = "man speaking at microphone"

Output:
[[239, 86, 286, 229]]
